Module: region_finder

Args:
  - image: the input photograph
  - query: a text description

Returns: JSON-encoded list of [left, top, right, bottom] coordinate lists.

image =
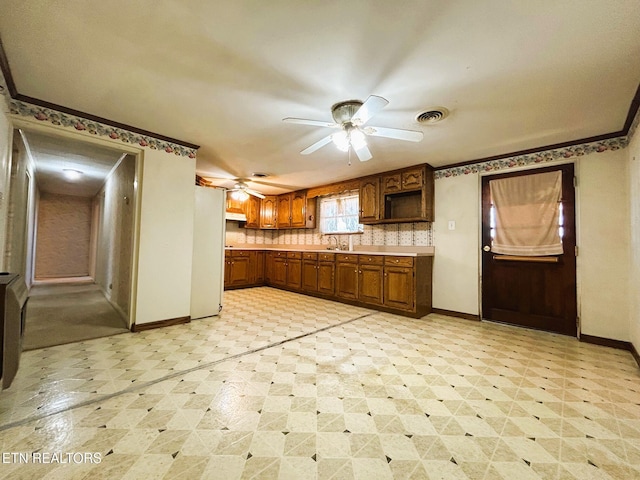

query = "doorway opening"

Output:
[[5, 128, 138, 349]]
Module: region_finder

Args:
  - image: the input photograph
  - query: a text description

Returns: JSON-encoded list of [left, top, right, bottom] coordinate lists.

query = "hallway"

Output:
[[23, 282, 129, 350]]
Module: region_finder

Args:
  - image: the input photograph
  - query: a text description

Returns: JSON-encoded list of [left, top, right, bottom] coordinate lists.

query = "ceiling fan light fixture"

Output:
[[331, 131, 350, 152], [350, 129, 366, 150], [231, 189, 249, 201]]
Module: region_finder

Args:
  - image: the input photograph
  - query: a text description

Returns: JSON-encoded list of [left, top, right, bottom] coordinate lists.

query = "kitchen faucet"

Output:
[[328, 235, 339, 250]]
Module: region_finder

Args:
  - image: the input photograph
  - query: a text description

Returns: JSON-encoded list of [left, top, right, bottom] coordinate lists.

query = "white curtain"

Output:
[[490, 171, 563, 256]]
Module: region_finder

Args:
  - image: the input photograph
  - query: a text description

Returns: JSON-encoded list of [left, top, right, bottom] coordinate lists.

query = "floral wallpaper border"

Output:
[[434, 136, 629, 179], [8, 99, 198, 158]]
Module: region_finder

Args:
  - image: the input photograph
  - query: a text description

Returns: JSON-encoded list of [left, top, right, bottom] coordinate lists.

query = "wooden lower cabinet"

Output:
[[286, 253, 302, 289], [272, 256, 287, 286], [225, 252, 251, 287], [359, 258, 384, 305], [317, 253, 335, 295], [384, 264, 414, 311], [230, 249, 432, 317], [336, 254, 358, 300], [224, 250, 266, 289], [302, 253, 318, 292], [252, 251, 265, 284]]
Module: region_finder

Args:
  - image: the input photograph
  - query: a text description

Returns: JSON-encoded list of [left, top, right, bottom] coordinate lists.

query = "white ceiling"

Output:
[[22, 130, 124, 197], [1, 1, 639, 194]]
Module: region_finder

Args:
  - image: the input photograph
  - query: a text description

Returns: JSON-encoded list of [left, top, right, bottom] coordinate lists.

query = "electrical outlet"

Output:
[[448, 220, 456, 231]]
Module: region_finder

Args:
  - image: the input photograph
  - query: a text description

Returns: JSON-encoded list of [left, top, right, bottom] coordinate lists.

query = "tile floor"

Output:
[[1, 287, 639, 479]]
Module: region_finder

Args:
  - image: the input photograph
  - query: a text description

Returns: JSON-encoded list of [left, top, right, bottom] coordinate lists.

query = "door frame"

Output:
[[11, 118, 143, 329], [478, 160, 579, 336]]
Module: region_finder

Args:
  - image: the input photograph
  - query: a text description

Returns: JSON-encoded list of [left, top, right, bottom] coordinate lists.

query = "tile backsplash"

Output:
[[226, 221, 433, 247]]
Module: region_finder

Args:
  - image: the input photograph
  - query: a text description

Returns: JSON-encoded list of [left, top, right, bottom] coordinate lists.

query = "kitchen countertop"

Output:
[[224, 245, 435, 257]]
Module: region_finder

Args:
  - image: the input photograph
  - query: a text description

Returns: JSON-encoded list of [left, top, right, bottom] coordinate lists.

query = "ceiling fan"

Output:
[[283, 95, 423, 162], [199, 176, 266, 200]]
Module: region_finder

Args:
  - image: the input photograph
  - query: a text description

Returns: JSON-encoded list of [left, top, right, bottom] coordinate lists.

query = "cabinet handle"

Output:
[[384, 273, 388, 277]]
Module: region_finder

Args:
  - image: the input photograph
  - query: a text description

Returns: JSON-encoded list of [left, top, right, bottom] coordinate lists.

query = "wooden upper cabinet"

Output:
[[359, 177, 380, 223], [290, 191, 307, 227], [245, 195, 261, 229], [260, 196, 278, 229], [226, 191, 245, 214], [277, 194, 292, 228], [382, 173, 401, 194], [276, 190, 314, 229], [402, 167, 423, 190], [383, 167, 423, 193]]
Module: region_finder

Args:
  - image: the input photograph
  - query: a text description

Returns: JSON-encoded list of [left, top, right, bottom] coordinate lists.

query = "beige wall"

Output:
[[35, 192, 92, 278], [94, 154, 136, 319], [576, 149, 630, 340], [433, 150, 632, 341], [628, 127, 640, 352], [134, 149, 196, 325]]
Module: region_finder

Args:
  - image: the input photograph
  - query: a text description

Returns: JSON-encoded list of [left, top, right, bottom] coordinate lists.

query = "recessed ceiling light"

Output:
[[63, 169, 83, 181]]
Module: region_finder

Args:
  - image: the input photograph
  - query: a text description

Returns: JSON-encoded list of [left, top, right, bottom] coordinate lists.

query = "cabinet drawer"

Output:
[[274, 251, 287, 258], [318, 253, 335, 262], [302, 252, 318, 260], [359, 255, 384, 265], [231, 250, 250, 257], [385, 256, 414, 267], [336, 254, 358, 263], [287, 251, 302, 259]]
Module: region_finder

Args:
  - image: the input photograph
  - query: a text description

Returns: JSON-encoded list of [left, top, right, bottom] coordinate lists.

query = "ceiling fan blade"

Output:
[[353, 143, 372, 162], [283, 117, 339, 128], [245, 188, 265, 199], [300, 135, 333, 155], [363, 125, 423, 142], [351, 95, 389, 126]]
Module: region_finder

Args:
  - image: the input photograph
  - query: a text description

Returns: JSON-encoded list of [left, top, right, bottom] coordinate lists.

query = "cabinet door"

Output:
[[359, 263, 384, 305], [254, 251, 265, 283], [224, 253, 231, 287], [401, 167, 424, 191], [302, 259, 318, 292], [272, 257, 287, 286], [245, 195, 261, 228], [336, 261, 358, 300], [382, 173, 402, 193], [260, 196, 278, 229], [317, 261, 335, 295], [359, 177, 380, 223], [286, 258, 302, 289], [384, 266, 414, 311], [226, 191, 245, 214], [229, 256, 250, 286], [277, 194, 292, 228], [290, 191, 307, 228], [264, 252, 274, 283]]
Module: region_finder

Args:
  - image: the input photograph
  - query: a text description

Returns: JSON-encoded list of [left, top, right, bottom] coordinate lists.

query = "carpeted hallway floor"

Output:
[[23, 282, 129, 350]]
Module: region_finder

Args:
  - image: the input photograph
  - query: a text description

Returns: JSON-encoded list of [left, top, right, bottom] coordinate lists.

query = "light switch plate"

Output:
[[448, 220, 456, 230]]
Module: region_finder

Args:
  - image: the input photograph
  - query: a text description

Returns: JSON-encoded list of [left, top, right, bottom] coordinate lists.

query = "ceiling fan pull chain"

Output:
[[348, 148, 352, 166]]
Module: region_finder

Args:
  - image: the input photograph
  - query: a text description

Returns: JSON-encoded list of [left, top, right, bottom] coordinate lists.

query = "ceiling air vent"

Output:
[[416, 107, 449, 124]]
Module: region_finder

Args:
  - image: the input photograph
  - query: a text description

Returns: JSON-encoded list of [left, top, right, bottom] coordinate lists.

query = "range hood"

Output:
[[226, 211, 247, 221]]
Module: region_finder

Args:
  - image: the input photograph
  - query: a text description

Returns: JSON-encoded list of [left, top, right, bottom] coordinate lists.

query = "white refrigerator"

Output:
[[191, 186, 226, 319]]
